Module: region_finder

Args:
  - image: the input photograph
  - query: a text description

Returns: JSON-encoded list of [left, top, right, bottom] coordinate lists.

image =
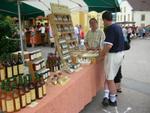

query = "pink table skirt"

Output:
[[17, 61, 105, 113]]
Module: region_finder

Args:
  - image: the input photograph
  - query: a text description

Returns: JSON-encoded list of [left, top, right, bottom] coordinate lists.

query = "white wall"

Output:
[[116, 0, 133, 22], [133, 11, 150, 26]]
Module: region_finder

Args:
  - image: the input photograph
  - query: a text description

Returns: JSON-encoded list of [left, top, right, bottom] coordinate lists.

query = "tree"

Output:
[[0, 15, 20, 61]]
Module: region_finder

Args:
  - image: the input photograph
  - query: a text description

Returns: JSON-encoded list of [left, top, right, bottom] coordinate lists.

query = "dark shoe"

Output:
[[117, 89, 122, 93], [109, 100, 117, 107], [102, 98, 109, 107]]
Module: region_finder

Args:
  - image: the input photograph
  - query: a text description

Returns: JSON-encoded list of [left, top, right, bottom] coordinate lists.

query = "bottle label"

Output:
[[42, 84, 46, 95], [33, 54, 36, 59], [39, 52, 42, 57], [19, 64, 24, 74], [21, 95, 26, 107], [30, 89, 36, 100], [6, 99, 14, 112], [26, 92, 31, 104], [38, 87, 43, 98], [36, 65, 40, 70], [7, 67, 13, 78], [13, 65, 18, 76], [1, 99, 6, 111], [0, 69, 5, 80], [15, 97, 21, 110], [31, 55, 34, 60]]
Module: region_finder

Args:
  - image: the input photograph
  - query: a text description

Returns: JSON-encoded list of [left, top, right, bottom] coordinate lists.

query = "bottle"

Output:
[[11, 56, 18, 77], [40, 76, 47, 96], [35, 74, 43, 99], [28, 74, 36, 102], [12, 79, 21, 112], [17, 53, 24, 75], [0, 61, 6, 81], [5, 82, 15, 113], [18, 76, 26, 108], [0, 81, 6, 112], [23, 76, 31, 105], [4, 60, 13, 79]]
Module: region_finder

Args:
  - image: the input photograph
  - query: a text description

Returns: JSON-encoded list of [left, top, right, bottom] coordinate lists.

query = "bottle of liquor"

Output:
[[23, 76, 31, 105], [28, 74, 36, 102], [0, 81, 6, 112], [0, 61, 6, 81], [18, 76, 26, 108], [40, 75, 47, 96], [11, 56, 18, 77], [5, 81, 15, 113], [12, 79, 21, 112], [17, 53, 24, 75], [35, 74, 43, 99], [4, 60, 13, 79]]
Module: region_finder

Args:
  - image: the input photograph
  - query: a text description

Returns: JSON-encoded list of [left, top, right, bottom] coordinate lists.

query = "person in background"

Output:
[[30, 27, 36, 48], [100, 11, 124, 107], [22, 28, 27, 50], [79, 25, 85, 48], [37, 22, 41, 29], [142, 27, 146, 38], [127, 27, 132, 39], [39, 24, 46, 46], [84, 18, 105, 51], [74, 24, 80, 44]]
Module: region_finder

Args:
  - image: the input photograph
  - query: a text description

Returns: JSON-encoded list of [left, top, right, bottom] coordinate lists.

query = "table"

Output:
[[17, 61, 105, 113]]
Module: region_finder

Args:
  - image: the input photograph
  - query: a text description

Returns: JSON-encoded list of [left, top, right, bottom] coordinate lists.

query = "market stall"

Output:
[[16, 61, 105, 113], [0, 0, 121, 113]]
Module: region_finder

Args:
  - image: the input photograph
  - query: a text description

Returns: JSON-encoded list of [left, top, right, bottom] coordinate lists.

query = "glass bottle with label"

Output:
[[12, 79, 21, 112], [0, 61, 6, 81], [40, 75, 47, 96], [4, 60, 13, 79], [23, 76, 31, 105], [17, 53, 24, 75], [0, 81, 6, 112], [5, 84, 15, 113], [28, 74, 36, 102], [11, 56, 18, 77], [18, 76, 26, 108], [35, 74, 43, 99]]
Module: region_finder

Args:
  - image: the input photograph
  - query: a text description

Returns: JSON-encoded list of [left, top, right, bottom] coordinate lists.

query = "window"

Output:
[[141, 14, 145, 21], [124, 7, 126, 13], [128, 14, 130, 21], [124, 15, 126, 21], [118, 15, 119, 21], [121, 15, 122, 21]]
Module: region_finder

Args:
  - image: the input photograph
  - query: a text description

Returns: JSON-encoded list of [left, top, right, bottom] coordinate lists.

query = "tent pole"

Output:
[[17, 0, 25, 65]]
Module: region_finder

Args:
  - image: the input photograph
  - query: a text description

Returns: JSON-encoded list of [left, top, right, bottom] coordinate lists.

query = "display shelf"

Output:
[[48, 3, 80, 71]]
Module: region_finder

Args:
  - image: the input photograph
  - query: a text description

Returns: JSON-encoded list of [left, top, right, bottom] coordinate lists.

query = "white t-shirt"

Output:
[[39, 26, 45, 34]]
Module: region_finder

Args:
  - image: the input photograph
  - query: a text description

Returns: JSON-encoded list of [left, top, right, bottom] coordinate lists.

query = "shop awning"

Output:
[[83, 0, 120, 12], [0, 0, 50, 18], [48, 0, 120, 12]]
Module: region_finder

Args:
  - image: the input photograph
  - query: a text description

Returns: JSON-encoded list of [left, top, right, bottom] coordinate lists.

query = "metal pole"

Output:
[[17, 0, 25, 65]]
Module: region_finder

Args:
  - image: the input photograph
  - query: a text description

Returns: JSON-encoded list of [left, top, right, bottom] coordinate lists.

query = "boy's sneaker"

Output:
[[109, 99, 117, 107], [102, 97, 109, 107]]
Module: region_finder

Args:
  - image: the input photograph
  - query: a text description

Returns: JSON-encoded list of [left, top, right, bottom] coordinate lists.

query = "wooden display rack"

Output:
[[48, 3, 78, 69]]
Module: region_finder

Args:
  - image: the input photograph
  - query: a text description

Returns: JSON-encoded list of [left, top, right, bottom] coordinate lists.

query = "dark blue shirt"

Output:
[[104, 24, 124, 53]]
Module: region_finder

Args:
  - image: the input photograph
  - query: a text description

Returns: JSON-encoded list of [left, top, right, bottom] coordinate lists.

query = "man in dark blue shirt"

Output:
[[100, 11, 124, 107]]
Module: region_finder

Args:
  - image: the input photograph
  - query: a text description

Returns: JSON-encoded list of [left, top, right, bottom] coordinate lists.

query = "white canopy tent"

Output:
[[48, 0, 88, 12], [23, 0, 88, 14], [23, 0, 51, 16]]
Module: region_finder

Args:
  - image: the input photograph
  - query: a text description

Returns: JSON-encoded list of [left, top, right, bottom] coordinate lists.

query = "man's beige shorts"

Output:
[[104, 51, 124, 80]]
